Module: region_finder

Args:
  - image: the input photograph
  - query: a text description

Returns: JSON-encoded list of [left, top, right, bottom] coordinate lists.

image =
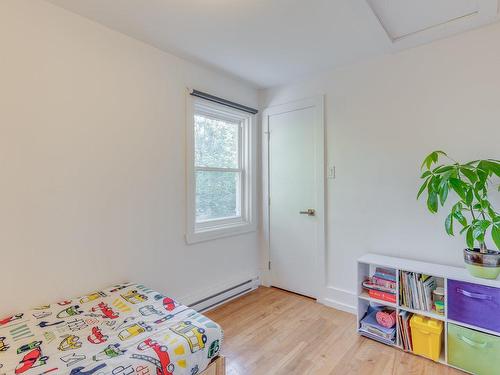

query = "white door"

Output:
[[264, 97, 325, 299]]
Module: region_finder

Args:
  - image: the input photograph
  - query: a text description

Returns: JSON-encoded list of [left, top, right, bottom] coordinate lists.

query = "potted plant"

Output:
[[418, 151, 500, 279]]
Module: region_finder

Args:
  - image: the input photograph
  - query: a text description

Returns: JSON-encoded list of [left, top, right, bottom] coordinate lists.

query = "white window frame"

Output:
[[186, 93, 257, 244]]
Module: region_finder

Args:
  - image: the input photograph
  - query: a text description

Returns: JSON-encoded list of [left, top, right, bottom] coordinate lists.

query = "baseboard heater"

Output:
[[189, 277, 259, 313]]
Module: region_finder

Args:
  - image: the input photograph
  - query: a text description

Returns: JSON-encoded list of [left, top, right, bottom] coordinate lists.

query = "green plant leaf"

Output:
[[421, 153, 433, 170], [431, 164, 443, 172], [473, 183, 483, 201], [466, 227, 474, 249], [452, 202, 463, 214], [460, 225, 470, 235], [460, 164, 475, 170], [460, 167, 478, 183], [472, 220, 491, 244], [482, 160, 500, 178], [427, 191, 438, 213], [445, 214, 454, 236], [487, 206, 497, 220], [420, 171, 432, 178], [439, 170, 453, 189], [439, 182, 449, 206], [465, 188, 474, 206], [473, 227, 485, 244], [476, 169, 488, 186], [421, 151, 446, 170], [431, 175, 442, 191], [481, 200, 490, 210], [435, 150, 448, 157], [473, 220, 491, 244], [478, 220, 492, 230], [493, 226, 500, 251], [453, 210, 467, 227], [434, 165, 454, 174], [417, 178, 430, 200], [449, 178, 467, 201], [464, 160, 480, 166]]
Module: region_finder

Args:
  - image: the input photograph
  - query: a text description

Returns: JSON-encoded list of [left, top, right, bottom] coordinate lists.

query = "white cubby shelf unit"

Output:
[[357, 253, 500, 371]]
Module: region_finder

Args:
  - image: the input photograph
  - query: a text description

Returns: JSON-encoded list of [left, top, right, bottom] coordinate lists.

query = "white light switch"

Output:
[[328, 166, 336, 179]]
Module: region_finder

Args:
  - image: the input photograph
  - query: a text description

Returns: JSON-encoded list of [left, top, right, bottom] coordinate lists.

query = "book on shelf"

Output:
[[397, 310, 413, 351], [362, 280, 395, 294], [373, 267, 397, 282], [371, 275, 396, 290], [399, 271, 438, 312], [362, 267, 397, 304], [368, 289, 397, 303]]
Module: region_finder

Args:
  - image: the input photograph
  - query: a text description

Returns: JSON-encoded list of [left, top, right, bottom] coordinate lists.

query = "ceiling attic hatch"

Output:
[[367, 0, 497, 42]]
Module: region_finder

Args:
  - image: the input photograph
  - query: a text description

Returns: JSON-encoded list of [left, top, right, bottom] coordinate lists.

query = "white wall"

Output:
[[260, 22, 500, 312], [0, 0, 259, 314]]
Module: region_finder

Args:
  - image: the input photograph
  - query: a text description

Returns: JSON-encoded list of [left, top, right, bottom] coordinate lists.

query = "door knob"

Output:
[[299, 209, 316, 216]]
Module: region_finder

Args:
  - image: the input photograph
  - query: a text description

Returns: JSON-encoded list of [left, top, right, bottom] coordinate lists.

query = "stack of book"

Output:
[[399, 271, 438, 312], [359, 306, 396, 345], [362, 267, 397, 303], [397, 310, 413, 351]]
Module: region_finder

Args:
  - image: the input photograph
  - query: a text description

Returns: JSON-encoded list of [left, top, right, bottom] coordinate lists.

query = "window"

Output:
[[186, 95, 256, 243]]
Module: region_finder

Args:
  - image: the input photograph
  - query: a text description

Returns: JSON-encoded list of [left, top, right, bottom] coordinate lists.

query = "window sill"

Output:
[[185, 221, 257, 244]]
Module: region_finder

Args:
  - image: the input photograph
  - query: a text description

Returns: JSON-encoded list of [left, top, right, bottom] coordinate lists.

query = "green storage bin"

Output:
[[448, 323, 500, 375]]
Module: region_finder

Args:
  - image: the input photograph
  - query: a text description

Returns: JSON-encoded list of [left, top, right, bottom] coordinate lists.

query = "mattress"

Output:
[[0, 283, 222, 375]]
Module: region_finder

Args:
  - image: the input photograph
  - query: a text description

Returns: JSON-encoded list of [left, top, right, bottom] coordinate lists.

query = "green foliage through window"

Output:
[[196, 171, 239, 221], [194, 114, 241, 222], [195, 115, 239, 168]]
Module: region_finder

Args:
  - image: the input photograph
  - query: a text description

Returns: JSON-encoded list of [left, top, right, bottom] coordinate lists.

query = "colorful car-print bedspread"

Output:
[[0, 283, 222, 375]]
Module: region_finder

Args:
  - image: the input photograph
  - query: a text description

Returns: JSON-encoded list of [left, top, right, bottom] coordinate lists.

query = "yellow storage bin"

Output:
[[409, 315, 443, 361]]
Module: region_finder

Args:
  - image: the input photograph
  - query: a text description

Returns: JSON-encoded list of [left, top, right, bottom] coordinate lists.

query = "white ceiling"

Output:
[[368, 0, 480, 40], [45, 0, 499, 88]]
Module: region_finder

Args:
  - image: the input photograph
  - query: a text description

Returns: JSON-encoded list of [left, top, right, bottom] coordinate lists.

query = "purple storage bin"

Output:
[[448, 279, 500, 333]]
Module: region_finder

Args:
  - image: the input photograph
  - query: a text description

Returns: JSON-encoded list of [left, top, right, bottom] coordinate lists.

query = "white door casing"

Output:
[[262, 96, 325, 299]]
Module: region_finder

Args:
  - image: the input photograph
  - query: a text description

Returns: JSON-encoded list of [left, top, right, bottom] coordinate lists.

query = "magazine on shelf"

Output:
[[359, 307, 396, 344], [359, 330, 396, 346]]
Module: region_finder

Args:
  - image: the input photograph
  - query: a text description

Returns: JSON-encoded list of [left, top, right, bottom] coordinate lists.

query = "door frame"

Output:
[[261, 96, 325, 299]]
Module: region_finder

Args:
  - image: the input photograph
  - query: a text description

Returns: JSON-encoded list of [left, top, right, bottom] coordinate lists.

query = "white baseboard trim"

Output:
[[259, 267, 271, 287], [320, 297, 357, 315], [260, 269, 357, 315], [319, 286, 357, 315]]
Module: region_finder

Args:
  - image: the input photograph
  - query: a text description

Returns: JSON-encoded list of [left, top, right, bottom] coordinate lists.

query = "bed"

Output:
[[0, 283, 224, 375]]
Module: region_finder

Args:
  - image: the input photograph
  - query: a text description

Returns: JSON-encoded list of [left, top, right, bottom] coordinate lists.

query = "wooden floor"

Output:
[[205, 287, 464, 375]]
